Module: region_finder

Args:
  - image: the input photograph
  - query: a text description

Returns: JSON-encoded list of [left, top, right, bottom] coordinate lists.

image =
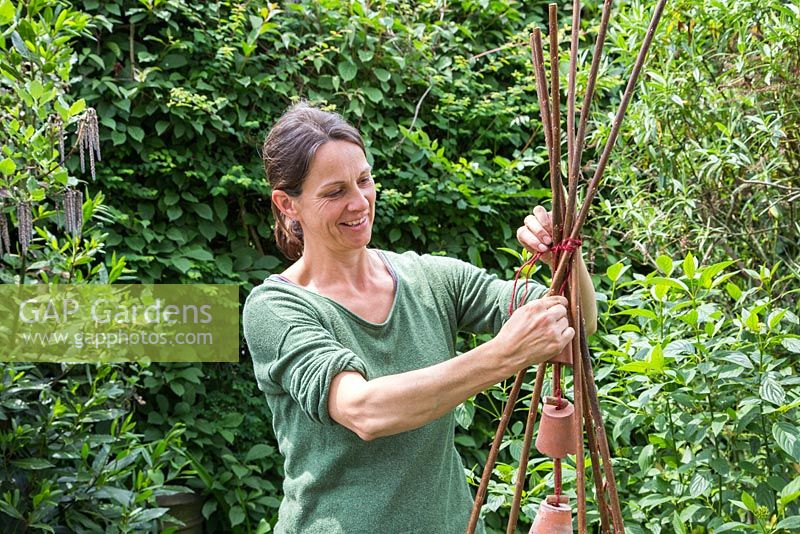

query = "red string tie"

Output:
[[508, 237, 583, 313]]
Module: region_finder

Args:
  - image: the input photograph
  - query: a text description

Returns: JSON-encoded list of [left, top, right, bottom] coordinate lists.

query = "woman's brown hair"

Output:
[[261, 102, 366, 260]]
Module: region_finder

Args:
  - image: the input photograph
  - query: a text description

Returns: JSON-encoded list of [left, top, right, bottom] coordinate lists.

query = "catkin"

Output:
[[77, 108, 101, 179], [62, 188, 83, 236], [0, 207, 10, 256], [17, 201, 32, 255]]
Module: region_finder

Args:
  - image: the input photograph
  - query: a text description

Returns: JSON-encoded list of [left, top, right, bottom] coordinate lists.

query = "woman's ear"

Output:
[[272, 190, 298, 221]]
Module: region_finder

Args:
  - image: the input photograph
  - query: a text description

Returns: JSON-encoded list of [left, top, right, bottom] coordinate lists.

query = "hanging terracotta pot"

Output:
[[535, 400, 577, 458], [548, 342, 572, 365], [529, 496, 573, 534]]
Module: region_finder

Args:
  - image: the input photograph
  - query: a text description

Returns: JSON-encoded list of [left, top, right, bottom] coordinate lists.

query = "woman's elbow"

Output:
[[584, 316, 598, 337], [328, 373, 386, 441]]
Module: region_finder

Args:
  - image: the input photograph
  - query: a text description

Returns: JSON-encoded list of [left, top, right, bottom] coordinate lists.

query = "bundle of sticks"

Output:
[[467, 1, 668, 532]]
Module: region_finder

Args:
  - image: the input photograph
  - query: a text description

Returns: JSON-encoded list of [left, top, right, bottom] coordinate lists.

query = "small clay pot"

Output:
[[535, 400, 577, 459], [529, 498, 573, 534], [548, 342, 573, 365]]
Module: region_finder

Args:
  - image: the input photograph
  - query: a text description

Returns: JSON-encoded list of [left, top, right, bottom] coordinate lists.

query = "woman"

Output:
[[243, 103, 597, 534]]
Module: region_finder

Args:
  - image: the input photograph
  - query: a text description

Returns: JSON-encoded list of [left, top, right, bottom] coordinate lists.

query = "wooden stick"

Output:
[[506, 363, 548, 534], [531, 29, 554, 161], [552, 0, 668, 290], [570, 259, 586, 532], [583, 373, 612, 534], [467, 370, 528, 534], [564, 0, 581, 235], [548, 3, 564, 242], [571, 0, 615, 195], [580, 322, 625, 532]]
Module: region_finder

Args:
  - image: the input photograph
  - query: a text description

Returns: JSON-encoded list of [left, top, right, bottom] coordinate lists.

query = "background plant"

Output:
[[1, 2, 195, 532]]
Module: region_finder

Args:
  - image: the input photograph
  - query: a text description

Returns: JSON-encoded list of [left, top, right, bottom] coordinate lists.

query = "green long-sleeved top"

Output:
[[242, 249, 547, 534]]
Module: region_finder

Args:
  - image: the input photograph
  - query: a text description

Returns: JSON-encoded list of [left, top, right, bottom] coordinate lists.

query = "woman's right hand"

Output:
[[492, 295, 574, 372]]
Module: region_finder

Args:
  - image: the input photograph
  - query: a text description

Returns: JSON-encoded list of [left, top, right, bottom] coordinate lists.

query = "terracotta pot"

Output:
[[548, 342, 572, 365], [156, 491, 205, 534], [535, 400, 577, 458], [529, 499, 573, 534]]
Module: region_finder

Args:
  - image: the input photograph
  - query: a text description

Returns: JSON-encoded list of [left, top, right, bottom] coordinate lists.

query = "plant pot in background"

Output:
[[156, 492, 205, 534]]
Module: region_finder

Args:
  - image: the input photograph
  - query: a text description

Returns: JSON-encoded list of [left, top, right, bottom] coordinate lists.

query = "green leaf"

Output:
[[11, 458, 54, 470], [761, 375, 785, 406], [671, 510, 687, 534], [69, 99, 86, 117], [162, 54, 188, 69], [111, 131, 126, 145], [337, 60, 357, 82], [0, 158, 16, 175], [647, 344, 665, 373], [780, 477, 800, 507], [606, 261, 628, 283], [94, 486, 134, 507], [194, 203, 214, 220], [171, 257, 193, 273], [167, 206, 183, 221], [170, 381, 185, 396], [0, 0, 14, 26], [229, 505, 245, 527], [11, 31, 34, 60], [389, 228, 401, 242], [726, 282, 742, 300], [374, 68, 391, 82], [220, 412, 244, 428], [776, 516, 800, 530], [454, 400, 474, 429], [127, 126, 145, 143], [741, 491, 758, 513], [245, 444, 275, 462], [682, 252, 697, 279], [619, 360, 648, 374], [182, 248, 214, 261], [363, 86, 382, 103], [781, 337, 800, 354], [689, 472, 711, 497], [655, 255, 673, 275], [773, 423, 800, 461], [720, 351, 752, 369]]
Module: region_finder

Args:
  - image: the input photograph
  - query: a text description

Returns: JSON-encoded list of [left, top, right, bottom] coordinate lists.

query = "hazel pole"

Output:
[[569, 257, 587, 532], [564, 0, 581, 234], [505, 362, 548, 534], [581, 367, 612, 534], [531, 24, 567, 453], [576, 311, 612, 534], [580, 321, 625, 531], [551, 0, 669, 291], [531, 29, 555, 176], [571, 0, 615, 198], [467, 370, 528, 534], [548, 3, 564, 241]]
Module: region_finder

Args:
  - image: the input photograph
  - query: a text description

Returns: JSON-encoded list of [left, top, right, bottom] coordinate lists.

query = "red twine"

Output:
[[508, 237, 582, 314]]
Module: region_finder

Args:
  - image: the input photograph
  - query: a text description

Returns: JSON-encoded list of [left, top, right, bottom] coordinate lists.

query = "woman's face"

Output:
[[286, 140, 375, 255]]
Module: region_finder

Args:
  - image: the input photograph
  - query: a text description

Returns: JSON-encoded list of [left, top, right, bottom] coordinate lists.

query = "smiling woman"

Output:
[[242, 102, 597, 533]]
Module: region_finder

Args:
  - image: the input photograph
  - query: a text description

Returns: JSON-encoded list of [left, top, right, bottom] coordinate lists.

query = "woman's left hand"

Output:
[[516, 205, 555, 267]]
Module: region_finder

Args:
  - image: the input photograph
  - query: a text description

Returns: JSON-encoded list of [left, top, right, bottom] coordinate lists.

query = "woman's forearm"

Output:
[[329, 339, 511, 441], [576, 252, 598, 336]]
